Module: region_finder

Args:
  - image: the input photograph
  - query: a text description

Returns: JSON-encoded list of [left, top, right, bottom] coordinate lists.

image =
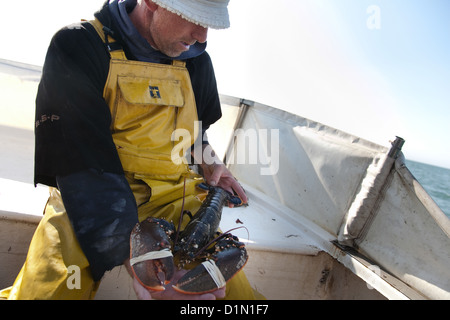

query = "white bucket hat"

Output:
[[151, 0, 230, 29]]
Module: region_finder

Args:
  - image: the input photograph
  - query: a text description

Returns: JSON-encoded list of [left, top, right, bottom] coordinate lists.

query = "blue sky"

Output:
[[208, 0, 450, 168], [1, 0, 449, 168]]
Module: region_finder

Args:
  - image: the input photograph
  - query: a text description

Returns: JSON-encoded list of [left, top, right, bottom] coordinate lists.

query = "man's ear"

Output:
[[143, 0, 158, 12]]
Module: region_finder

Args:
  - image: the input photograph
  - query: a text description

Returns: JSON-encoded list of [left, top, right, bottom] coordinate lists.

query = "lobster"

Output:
[[129, 184, 248, 294]]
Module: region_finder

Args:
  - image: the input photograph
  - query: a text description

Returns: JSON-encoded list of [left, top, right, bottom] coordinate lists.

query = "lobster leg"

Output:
[[130, 217, 176, 291], [173, 235, 248, 294]]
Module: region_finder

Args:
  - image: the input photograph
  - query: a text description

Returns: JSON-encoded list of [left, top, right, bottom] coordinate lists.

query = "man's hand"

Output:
[[132, 269, 226, 300], [200, 162, 247, 206], [193, 144, 248, 206]]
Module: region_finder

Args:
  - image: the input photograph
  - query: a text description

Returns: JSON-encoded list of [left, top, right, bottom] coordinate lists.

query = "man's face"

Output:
[[149, 6, 208, 57]]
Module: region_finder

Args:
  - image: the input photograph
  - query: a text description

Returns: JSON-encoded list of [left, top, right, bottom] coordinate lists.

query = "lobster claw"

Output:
[[173, 235, 248, 294], [130, 217, 176, 291]]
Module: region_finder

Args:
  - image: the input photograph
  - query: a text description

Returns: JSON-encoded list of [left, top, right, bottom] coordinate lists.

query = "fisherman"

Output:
[[1, 0, 261, 300]]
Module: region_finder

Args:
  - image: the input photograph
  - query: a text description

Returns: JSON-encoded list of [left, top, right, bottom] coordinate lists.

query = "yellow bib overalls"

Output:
[[1, 19, 258, 300]]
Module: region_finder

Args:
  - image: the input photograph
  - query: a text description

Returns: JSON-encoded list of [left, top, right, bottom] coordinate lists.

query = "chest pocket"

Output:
[[108, 65, 198, 180], [113, 76, 185, 152], [118, 76, 184, 106], [112, 76, 184, 155]]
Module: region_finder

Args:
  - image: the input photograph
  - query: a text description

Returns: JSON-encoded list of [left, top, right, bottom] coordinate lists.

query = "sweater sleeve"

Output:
[[35, 23, 138, 280], [34, 22, 123, 187], [57, 169, 138, 281]]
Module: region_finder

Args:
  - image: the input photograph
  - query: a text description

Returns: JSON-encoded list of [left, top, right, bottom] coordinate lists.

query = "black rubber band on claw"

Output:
[[196, 182, 210, 191], [228, 195, 243, 206], [196, 183, 246, 207]]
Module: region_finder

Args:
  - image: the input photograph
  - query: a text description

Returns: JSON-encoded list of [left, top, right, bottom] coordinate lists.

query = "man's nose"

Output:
[[192, 25, 208, 43]]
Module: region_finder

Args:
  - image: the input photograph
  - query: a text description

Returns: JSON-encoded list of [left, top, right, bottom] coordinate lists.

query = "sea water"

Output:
[[405, 160, 450, 219]]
